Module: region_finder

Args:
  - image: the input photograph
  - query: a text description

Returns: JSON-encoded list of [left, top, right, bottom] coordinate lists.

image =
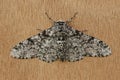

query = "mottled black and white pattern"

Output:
[[10, 21, 111, 63]]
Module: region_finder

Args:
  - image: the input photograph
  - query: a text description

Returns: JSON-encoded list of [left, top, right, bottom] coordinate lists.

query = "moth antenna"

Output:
[[66, 12, 78, 23], [45, 12, 55, 23]]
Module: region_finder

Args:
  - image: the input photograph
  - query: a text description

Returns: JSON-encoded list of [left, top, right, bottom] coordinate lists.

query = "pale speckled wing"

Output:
[[10, 33, 43, 59], [10, 29, 59, 63], [10, 21, 111, 63], [66, 30, 111, 62]]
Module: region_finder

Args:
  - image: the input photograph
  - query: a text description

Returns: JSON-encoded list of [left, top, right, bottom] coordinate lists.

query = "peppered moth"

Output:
[[10, 21, 111, 63]]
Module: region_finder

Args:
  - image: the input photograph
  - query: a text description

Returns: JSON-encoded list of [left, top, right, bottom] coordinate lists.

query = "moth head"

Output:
[[54, 21, 67, 26]]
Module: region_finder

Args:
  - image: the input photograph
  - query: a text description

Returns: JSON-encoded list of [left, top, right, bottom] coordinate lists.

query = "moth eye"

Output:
[[59, 22, 64, 25]]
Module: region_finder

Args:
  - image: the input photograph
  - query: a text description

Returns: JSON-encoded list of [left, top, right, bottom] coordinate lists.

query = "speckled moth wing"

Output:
[[65, 30, 111, 62], [11, 28, 58, 63], [11, 21, 111, 63]]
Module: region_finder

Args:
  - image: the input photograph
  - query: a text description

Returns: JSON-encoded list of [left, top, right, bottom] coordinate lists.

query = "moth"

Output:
[[10, 12, 111, 63]]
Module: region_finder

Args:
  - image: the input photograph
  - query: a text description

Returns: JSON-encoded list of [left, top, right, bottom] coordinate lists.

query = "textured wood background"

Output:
[[0, 0, 120, 80]]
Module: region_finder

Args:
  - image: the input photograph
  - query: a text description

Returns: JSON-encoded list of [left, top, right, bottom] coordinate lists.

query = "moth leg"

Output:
[[36, 29, 43, 31]]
